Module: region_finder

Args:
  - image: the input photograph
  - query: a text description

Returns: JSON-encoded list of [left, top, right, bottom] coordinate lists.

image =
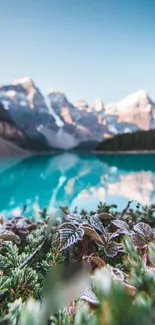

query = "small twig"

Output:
[[18, 238, 46, 270], [120, 200, 133, 218], [21, 204, 27, 215]]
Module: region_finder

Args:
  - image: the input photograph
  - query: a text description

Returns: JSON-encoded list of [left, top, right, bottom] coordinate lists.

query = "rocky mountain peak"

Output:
[[48, 90, 69, 107], [105, 89, 149, 113], [12, 76, 35, 88], [0, 77, 48, 113], [74, 100, 89, 110], [104, 89, 153, 131], [118, 89, 149, 110], [93, 99, 104, 112]]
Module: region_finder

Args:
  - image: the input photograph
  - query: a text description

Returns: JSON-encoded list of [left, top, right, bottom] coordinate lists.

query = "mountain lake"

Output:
[[0, 152, 155, 217]]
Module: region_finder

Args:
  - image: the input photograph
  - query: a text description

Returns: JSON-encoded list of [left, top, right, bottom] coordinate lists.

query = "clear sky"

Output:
[[0, 0, 155, 103]]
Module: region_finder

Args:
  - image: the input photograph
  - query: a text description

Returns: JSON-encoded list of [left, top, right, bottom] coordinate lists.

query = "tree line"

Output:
[[96, 129, 155, 151]]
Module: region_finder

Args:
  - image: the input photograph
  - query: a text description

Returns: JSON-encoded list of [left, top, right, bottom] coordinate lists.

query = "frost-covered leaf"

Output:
[[58, 222, 84, 252], [81, 225, 104, 246], [111, 219, 131, 234], [89, 215, 105, 234], [80, 288, 99, 305], [131, 233, 147, 249], [65, 214, 82, 223], [65, 213, 77, 221], [109, 232, 120, 240], [133, 222, 154, 242], [66, 214, 105, 234], [104, 241, 123, 257], [107, 265, 125, 281], [112, 268, 125, 281], [65, 214, 87, 226]]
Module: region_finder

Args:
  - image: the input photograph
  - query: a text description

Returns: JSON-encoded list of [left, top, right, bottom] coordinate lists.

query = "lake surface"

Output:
[[0, 152, 155, 217]]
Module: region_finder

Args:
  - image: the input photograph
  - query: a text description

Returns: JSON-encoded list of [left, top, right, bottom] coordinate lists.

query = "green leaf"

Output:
[[148, 243, 155, 265]]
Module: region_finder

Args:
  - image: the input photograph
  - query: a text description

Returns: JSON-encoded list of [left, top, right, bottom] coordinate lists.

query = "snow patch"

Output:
[[44, 96, 64, 127], [12, 76, 33, 85], [105, 89, 148, 113], [118, 89, 148, 110], [1, 100, 10, 110], [19, 100, 28, 106]]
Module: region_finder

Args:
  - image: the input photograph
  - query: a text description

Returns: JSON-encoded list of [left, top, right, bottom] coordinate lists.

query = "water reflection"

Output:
[[0, 152, 155, 217]]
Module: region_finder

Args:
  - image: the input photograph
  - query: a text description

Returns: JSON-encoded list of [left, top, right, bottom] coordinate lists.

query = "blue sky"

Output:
[[0, 0, 155, 103]]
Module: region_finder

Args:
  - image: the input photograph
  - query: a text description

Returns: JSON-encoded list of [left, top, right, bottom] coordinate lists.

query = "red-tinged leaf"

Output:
[[18, 229, 29, 235], [111, 219, 131, 235], [104, 241, 123, 257], [98, 212, 114, 221], [90, 256, 105, 268], [131, 233, 147, 249], [124, 283, 137, 296], [0, 230, 21, 243], [26, 223, 37, 230], [133, 222, 154, 242], [0, 216, 3, 224], [81, 225, 104, 246], [57, 223, 84, 252]]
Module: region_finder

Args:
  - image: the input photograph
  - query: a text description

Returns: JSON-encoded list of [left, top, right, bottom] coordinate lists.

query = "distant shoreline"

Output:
[[1, 141, 155, 158], [93, 150, 155, 155], [34, 149, 155, 156]]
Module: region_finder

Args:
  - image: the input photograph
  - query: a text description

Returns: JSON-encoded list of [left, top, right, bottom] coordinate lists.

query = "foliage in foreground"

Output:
[[1, 202, 155, 324]]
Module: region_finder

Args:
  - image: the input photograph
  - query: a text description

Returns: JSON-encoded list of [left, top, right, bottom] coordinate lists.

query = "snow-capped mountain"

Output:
[[105, 89, 155, 131], [0, 77, 155, 153]]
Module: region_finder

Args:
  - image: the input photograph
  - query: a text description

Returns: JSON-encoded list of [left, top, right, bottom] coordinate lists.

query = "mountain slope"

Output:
[[48, 90, 111, 142], [0, 136, 30, 157]]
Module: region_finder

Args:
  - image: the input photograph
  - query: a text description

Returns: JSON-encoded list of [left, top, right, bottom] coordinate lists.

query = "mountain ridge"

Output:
[[1, 76, 154, 109], [0, 76, 155, 153]]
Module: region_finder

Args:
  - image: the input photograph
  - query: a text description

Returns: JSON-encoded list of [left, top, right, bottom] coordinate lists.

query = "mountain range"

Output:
[[0, 76, 155, 153]]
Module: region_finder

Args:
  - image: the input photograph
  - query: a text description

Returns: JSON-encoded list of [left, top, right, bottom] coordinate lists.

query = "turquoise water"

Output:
[[0, 153, 155, 217]]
